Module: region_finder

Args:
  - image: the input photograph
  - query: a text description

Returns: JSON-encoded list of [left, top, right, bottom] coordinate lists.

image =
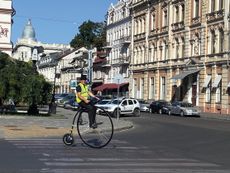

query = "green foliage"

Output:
[[70, 20, 106, 50], [0, 52, 52, 105]]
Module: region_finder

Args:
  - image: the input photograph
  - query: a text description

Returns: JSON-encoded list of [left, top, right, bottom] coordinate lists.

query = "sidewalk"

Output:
[[200, 112, 230, 121], [0, 107, 133, 139]]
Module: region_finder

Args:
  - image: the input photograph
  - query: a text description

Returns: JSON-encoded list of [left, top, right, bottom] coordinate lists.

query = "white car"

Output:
[[100, 98, 141, 117], [95, 99, 111, 108]]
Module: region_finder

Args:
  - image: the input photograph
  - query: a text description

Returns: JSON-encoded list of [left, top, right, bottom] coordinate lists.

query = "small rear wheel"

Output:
[[63, 133, 74, 146]]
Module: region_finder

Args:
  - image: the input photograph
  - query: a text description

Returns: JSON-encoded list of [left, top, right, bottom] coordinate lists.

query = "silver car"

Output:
[[169, 101, 200, 116], [138, 99, 150, 112]]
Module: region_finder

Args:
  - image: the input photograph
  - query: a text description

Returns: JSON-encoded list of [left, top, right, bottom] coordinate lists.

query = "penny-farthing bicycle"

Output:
[[63, 101, 114, 148]]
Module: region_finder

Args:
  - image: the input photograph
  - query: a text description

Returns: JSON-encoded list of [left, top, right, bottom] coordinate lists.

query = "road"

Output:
[[0, 112, 230, 173]]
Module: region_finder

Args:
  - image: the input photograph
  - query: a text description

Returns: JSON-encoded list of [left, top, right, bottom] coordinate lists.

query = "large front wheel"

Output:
[[77, 107, 114, 148]]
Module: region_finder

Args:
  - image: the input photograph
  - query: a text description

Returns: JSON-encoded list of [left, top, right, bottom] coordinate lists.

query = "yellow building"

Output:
[[130, 0, 230, 114]]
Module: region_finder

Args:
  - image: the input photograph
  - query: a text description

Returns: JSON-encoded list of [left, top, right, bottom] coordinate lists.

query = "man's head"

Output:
[[80, 75, 87, 84]]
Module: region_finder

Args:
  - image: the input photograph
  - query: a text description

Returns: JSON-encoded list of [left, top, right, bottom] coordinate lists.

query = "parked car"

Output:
[[95, 99, 111, 108], [138, 99, 150, 112], [58, 93, 76, 107], [169, 101, 200, 116], [149, 100, 171, 114], [55, 93, 69, 103], [63, 97, 79, 110], [100, 98, 141, 117]]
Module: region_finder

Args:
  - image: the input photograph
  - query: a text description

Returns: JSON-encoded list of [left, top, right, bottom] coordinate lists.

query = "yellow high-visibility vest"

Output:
[[76, 83, 89, 103]]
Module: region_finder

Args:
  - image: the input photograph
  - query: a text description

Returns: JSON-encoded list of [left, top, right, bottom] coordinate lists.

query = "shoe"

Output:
[[90, 123, 97, 129]]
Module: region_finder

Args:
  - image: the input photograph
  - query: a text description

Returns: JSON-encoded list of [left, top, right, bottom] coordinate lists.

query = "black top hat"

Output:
[[80, 75, 87, 80]]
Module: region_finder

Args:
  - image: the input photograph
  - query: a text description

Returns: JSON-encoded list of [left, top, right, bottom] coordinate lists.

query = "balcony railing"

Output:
[[149, 28, 158, 36], [171, 21, 185, 32], [114, 36, 131, 45], [161, 26, 168, 33], [206, 9, 224, 23], [134, 33, 145, 41], [191, 16, 201, 26]]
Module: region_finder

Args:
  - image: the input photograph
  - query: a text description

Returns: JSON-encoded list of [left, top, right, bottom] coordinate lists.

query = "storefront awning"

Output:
[[202, 75, 212, 88], [212, 75, 222, 88], [171, 69, 201, 80], [93, 83, 129, 92]]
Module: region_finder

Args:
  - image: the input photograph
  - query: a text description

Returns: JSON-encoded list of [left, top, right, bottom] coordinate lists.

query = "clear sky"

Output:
[[12, 0, 118, 45]]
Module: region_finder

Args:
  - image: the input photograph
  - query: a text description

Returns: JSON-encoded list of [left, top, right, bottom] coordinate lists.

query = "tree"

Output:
[[0, 52, 52, 106], [70, 20, 106, 49]]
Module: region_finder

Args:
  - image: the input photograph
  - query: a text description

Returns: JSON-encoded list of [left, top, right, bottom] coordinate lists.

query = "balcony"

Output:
[[97, 51, 107, 58], [92, 78, 104, 83], [134, 33, 145, 41], [103, 42, 112, 49], [171, 21, 185, 32], [112, 55, 130, 66], [206, 9, 224, 23], [114, 36, 131, 46], [148, 28, 159, 38], [190, 16, 201, 27], [161, 26, 168, 34]]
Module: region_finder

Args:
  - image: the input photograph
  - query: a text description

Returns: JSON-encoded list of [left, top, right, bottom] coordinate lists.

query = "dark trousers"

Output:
[[79, 101, 96, 127]]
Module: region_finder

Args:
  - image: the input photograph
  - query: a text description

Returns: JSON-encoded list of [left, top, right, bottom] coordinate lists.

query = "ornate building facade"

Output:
[[93, 0, 132, 96], [130, 0, 230, 114], [0, 0, 15, 56]]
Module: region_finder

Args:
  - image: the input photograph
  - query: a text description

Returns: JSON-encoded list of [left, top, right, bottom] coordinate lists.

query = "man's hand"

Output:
[[84, 99, 90, 104], [94, 96, 100, 100]]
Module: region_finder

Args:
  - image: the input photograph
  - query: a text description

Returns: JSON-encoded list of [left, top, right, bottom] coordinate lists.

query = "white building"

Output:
[[0, 0, 15, 56], [93, 0, 131, 96], [12, 19, 71, 62]]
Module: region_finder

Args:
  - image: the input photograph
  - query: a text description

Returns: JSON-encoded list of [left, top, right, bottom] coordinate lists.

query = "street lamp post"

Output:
[[49, 63, 57, 114]]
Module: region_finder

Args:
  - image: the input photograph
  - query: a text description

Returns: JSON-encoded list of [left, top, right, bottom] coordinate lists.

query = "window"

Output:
[[219, 29, 224, 53], [216, 87, 221, 103], [205, 83, 211, 102], [150, 77, 155, 99], [176, 42, 180, 58], [219, 0, 223, 10], [181, 4, 185, 21], [151, 14, 156, 30], [122, 100, 128, 106], [181, 38, 185, 57], [160, 77, 166, 100], [133, 78, 137, 98], [175, 6, 179, 23], [141, 78, 144, 99], [211, 0, 215, 12], [163, 10, 168, 27], [128, 100, 133, 105], [211, 30, 217, 54], [194, 0, 199, 17]]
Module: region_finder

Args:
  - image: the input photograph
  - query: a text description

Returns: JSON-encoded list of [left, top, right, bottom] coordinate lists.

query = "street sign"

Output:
[[70, 80, 77, 89], [113, 74, 124, 84]]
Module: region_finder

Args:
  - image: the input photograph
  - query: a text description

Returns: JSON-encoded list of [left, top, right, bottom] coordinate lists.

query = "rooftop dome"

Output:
[[21, 19, 36, 41]]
